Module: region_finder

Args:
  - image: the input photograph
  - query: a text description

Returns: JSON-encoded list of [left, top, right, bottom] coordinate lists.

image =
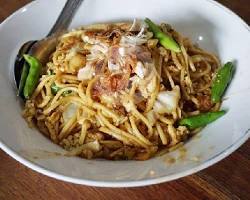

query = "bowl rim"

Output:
[[1, 129, 249, 187], [0, 0, 249, 187]]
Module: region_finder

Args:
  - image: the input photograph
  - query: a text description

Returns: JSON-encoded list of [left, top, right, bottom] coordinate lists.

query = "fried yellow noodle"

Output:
[[23, 21, 220, 160]]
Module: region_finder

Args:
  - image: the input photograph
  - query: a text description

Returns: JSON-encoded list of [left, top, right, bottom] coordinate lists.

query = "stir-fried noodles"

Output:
[[23, 20, 221, 160]]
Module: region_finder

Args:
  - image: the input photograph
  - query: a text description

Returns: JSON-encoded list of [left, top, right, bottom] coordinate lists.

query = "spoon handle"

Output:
[[47, 0, 84, 36]]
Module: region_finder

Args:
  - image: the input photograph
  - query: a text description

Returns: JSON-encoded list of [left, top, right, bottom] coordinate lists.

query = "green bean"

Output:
[[23, 54, 42, 99], [179, 111, 226, 129], [211, 62, 234, 103], [18, 62, 29, 97], [51, 83, 72, 96], [144, 18, 181, 52]]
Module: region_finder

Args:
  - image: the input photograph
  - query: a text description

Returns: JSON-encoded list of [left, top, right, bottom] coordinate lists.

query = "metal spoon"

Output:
[[14, 0, 84, 88]]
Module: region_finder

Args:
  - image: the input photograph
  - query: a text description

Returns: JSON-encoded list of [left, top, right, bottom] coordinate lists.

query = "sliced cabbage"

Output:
[[135, 61, 147, 79], [77, 63, 95, 80], [66, 140, 101, 156], [82, 35, 100, 45], [63, 103, 79, 123], [153, 86, 180, 114]]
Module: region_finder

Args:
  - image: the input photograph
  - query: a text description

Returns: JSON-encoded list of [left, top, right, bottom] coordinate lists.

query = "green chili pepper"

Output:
[[23, 54, 42, 99], [51, 83, 61, 95], [211, 62, 234, 103], [63, 90, 72, 96], [144, 18, 181, 52], [179, 110, 226, 129], [18, 62, 29, 97], [51, 83, 72, 96]]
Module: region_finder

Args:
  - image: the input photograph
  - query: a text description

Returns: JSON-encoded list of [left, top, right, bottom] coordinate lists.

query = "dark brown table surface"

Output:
[[0, 0, 249, 199]]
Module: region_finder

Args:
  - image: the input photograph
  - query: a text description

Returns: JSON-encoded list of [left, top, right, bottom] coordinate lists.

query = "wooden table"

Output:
[[0, 0, 249, 199]]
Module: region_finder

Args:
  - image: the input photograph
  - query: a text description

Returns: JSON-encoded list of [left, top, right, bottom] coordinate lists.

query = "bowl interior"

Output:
[[0, 0, 249, 187]]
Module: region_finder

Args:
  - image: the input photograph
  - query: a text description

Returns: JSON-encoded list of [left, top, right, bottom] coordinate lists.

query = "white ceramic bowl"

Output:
[[0, 0, 249, 187]]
